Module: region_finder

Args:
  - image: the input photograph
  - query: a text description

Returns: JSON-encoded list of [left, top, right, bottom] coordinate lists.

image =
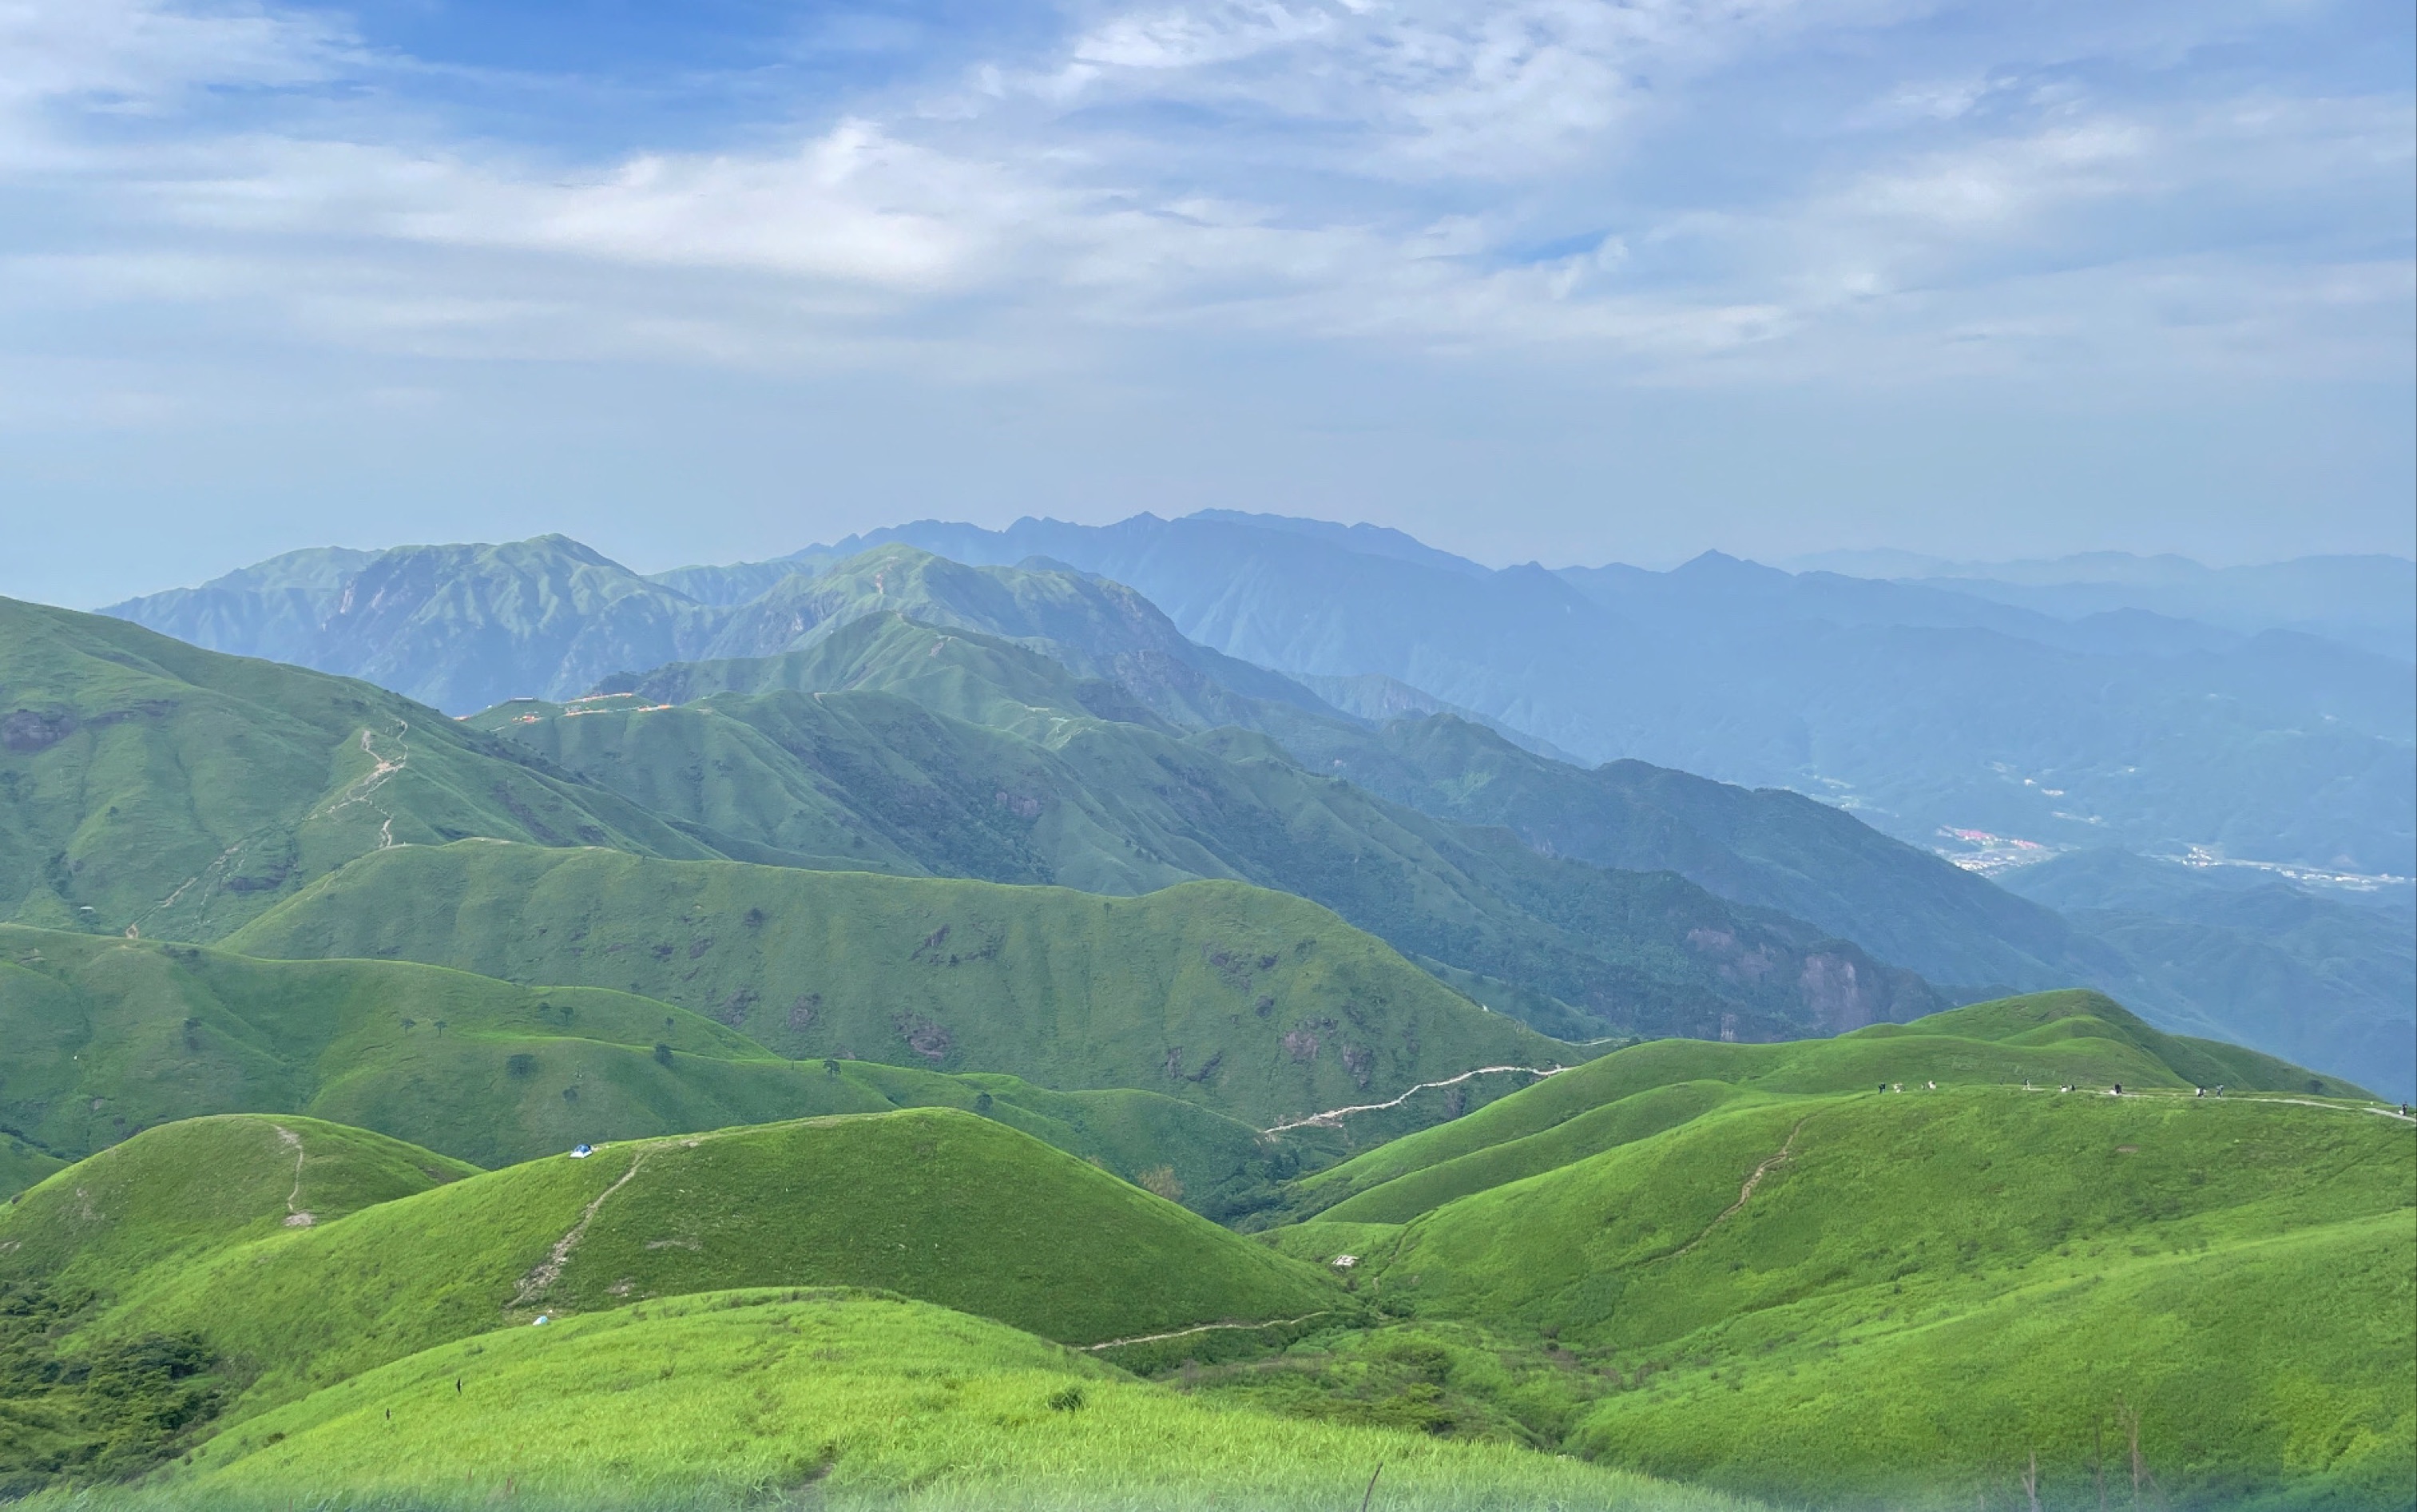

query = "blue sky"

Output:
[[1, 0, 2411, 606]]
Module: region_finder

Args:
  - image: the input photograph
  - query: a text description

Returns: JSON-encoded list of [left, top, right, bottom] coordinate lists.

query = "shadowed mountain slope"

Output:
[[102, 538, 724, 716]]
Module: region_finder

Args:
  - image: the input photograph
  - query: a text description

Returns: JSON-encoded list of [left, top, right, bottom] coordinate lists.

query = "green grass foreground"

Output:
[[38, 1289, 1752, 1512], [1291, 1085, 2414, 1508]]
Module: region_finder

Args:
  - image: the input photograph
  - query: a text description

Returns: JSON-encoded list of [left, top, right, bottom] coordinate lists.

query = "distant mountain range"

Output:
[[79, 518, 2417, 1095], [1784, 548, 2415, 661], [730, 514, 2411, 876]]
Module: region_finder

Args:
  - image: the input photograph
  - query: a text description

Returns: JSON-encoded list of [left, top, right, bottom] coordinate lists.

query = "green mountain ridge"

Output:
[[220, 842, 1572, 1137], [0, 923, 1319, 1215], [0, 596, 716, 943], [499, 613, 1947, 1042], [1283, 990, 2362, 1225], [1998, 849, 2415, 1097], [6, 996, 2400, 1509]]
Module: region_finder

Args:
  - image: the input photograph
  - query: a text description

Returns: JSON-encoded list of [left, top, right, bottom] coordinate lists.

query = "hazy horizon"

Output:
[[3, 0, 2411, 609], [16, 510, 2417, 614]]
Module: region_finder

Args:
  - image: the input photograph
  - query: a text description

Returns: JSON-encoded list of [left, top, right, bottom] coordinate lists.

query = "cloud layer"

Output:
[[0, 0, 2408, 601], [6, 0, 2407, 377]]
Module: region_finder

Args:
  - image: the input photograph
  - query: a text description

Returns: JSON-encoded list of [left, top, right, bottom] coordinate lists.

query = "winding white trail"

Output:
[[1260, 1064, 1564, 1136], [1083, 1311, 1336, 1352]]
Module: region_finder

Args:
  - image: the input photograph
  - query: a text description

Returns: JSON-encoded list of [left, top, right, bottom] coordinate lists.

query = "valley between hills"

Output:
[[2, 522, 2411, 1511]]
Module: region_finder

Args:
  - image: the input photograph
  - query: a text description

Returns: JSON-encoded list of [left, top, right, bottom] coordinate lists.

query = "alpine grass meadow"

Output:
[[4, 0, 2412, 1502]]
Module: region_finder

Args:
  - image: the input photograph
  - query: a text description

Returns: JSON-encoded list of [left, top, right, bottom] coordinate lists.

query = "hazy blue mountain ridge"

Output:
[[105, 537, 725, 716], [769, 514, 2412, 875]]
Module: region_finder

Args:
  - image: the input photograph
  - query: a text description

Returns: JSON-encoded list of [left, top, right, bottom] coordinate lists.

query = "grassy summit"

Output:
[[1364, 1089, 2414, 1506], [224, 842, 1570, 1132], [0, 1114, 473, 1296], [0, 1116, 474, 1490]]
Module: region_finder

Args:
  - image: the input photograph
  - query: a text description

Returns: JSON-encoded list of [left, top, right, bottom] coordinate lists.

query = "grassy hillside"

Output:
[[224, 843, 1570, 1134], [1288, 990, 2368, 1224], [498, 613, 1947, 1042], [471, 678, 1199, 894], [0, 926, 1303, 1219], [0, 596, 713, 943], [0, 1116, 474, 1491], [87, 1109, 1339, 1415], [1349, 1089, 2413, 1506], [601, 609, 1172, 736], [159, 1288, 1745, 1512], [0, 1115, 472, 1296]]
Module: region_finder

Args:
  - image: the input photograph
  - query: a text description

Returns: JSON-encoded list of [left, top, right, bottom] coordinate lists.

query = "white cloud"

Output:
[[0, 0, 2405, 396]]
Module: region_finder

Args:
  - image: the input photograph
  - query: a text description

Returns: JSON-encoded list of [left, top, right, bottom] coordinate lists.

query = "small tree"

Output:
[[653, 1042, 675, 1067], [506, 1054, 537, 1078]]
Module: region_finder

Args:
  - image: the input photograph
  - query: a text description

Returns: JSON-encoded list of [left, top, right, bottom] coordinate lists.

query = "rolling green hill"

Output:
[[0, 1114, 472, 1296], [1354, 1089, 2412, 1507], [0, 1115, 474, 1490], [0, 596, 713, 943], [223, 842, 1573, 1134], [494, 613, 1947, 1042], [68, 1109, 1342, 1414], [0, 925, 1304, 1217], [161, 1288, 1746, 1512], [1181, 992, 2414, 1507], [1286, 991, 2366, 1224]]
